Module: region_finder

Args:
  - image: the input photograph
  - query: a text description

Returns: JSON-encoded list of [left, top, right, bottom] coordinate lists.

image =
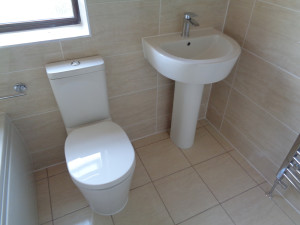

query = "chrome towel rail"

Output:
[[0, 83, 27, 100], [267, 136, 300, 197]]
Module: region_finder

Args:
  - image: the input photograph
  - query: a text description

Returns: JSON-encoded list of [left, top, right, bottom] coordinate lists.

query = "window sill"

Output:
[[0, 0, 90, 48]]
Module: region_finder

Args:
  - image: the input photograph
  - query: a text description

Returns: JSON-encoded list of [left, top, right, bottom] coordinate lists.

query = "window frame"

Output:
[[0, 0, 81, 33]]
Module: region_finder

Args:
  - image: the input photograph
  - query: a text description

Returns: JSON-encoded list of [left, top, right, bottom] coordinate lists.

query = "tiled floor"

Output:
[[34, 121, 299, 225]]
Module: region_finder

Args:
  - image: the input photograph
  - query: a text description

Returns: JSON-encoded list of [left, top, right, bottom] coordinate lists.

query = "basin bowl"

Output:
[[142, 28, 241, 84]]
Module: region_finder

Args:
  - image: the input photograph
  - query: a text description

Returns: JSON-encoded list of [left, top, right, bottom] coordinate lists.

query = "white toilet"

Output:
[[45, 56, 135, 215]]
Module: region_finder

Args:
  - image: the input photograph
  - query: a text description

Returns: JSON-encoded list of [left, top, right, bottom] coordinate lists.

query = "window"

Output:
[[0, 0, 90, 47]]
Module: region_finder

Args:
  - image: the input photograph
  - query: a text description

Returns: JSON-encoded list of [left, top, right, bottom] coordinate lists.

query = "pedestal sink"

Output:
[[142, 28, 241, 149]]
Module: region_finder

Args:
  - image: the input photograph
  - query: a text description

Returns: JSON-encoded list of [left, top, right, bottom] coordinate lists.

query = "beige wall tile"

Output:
[[157, 84, 174, 117], [197, 119, 208, 128], [208, 81, 230, 115], [87, 0, 154, 4], [179, 205, 234, 225], [158, 73, 174, 87], [220, 119, 278, 182], [0, 69, 58, 120], [160, 0, 228, 34], [105, 52, 157, 98], [132, 132, 169, 149], [49, 172, 88, 219], [0, 41, 63, 74], [154, 168, 218, 224], [183, 128, 226, 165], [222, 187, 295, 225], [224, 62, 238, 85], [194, 153, 256, 202], [198, 103, 207, 119], [112, 183, 174, 225], [225, 90, 297, 166], [36, 179, 52, 224], [110, 89, 156, 127], [131, 155, 151, 189], [202, 84, 212, 105], [123, 118, 156, 140], [47, 163, 67, 177], [61, 1, 159, 59], [263, 0, 300, 11], [234, 51, 300, 133], [224, 0, 255, 45], [32, 145, 65, 170], [137, 139, 190, 180], [13, 110, 67, 152], [34, 169, 47, 181], [244, 1, 300, 77], [157, 114, 172, 131], [206, 104, 223, 129]]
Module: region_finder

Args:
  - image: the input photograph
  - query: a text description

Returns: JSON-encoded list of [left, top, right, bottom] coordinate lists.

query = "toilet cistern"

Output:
[[181, 12, 199, 38]]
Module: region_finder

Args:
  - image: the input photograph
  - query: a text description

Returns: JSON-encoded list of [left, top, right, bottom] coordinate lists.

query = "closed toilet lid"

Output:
[[65, 121, 135, 190]]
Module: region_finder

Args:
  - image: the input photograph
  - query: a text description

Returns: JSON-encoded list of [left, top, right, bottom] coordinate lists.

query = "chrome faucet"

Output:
[[181, 12, 199, 38]]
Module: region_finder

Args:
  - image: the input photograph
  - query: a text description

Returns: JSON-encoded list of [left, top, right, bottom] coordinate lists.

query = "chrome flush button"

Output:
[[71, 61, 80, 66]]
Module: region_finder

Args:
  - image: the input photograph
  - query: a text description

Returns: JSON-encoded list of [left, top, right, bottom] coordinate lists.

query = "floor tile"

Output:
[[132, 132, 169, 149], [194, 153, 256, 202], [93, 212, 114, 225], [154, 168, 218, 224], [34, 169, 48, 181], [36, 179, 52, 224], [43, 222, 53, 225], [205, 124, 234, 151], [47, 163, 68, 177], [53, 207, 92, 225], [137, 139, 190, 180], [112, 183, 174, 225], [49, 172, 88, 219], [260, 182, 300, 225], [182, 128, 226, 165], [178, 205, 234, 225], [222, 187, 295, 225], [229, 150, 265, 184], [130, 154, 151, 189]]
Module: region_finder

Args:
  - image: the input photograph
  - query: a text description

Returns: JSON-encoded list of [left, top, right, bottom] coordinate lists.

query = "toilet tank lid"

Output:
[[65, 121, 135, 189], [45, 56, 105, 80]]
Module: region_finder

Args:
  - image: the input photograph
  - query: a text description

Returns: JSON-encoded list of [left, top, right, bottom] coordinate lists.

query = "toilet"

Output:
[[45, 56, 135, 215]]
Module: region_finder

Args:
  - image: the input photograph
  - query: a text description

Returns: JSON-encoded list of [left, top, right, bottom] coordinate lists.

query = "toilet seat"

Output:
[[65, 121, 135, 190]]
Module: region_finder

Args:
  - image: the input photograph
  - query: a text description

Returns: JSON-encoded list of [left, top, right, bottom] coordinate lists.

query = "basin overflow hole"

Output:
[[187, 42, 191, 46]]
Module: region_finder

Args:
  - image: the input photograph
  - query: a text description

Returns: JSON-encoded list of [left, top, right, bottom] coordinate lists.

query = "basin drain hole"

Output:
[[187, 42, 191, 46]]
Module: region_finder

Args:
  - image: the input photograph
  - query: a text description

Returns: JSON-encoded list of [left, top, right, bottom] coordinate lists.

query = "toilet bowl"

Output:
[[45, 56, 135, 215]]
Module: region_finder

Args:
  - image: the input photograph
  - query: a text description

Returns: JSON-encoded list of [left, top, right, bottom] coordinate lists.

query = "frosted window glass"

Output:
[[0, 0, 74, 24]]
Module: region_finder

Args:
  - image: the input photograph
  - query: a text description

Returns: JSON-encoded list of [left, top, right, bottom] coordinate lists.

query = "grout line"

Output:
[[46, 176, 54, 223], [155, 73, 159, 131], [211, 118, 277, 181], [242, 0, 257, 47], [204, 84, 213, 119], [220, 203, 237, 225], [230, 83, 299, 135], [59, 41, 65, 60], [221, 0, 231, 32], [258, 0, 300, 13], [131, 131, 169, 147], [220, 184, 259, 205], [111, 215, 116, 225], [133, 150, 176, 224], [52, 206, 90, 222], [158, 0, 162, 35], [108, 87, 157, 100], [242, 48, 300, 80], [1, 66, 45, 75], [227, 151, 259, 185], [11, 108, 59, 121]]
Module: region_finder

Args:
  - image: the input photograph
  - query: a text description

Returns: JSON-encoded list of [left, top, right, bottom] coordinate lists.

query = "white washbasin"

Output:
[[142, 28, 241, 84]]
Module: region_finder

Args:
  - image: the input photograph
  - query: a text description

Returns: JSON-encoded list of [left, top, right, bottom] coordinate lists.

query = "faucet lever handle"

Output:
[[184, 12, 198, 19]]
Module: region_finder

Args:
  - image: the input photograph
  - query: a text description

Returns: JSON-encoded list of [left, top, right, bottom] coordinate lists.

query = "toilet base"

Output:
[[72, 163, 135, 216]]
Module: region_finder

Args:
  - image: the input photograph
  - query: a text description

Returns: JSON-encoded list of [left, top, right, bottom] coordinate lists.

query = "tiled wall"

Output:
[[207, 0, 300, 211], [0, 0, 229, 169]]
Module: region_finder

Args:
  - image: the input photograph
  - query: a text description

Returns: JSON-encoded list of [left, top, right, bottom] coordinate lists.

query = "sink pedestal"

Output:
[[170, 82, 204, 149]]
